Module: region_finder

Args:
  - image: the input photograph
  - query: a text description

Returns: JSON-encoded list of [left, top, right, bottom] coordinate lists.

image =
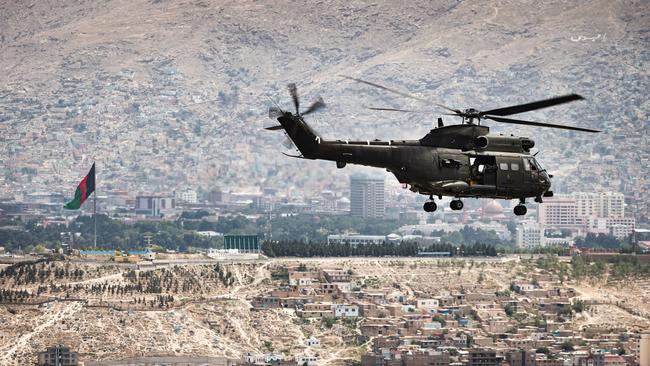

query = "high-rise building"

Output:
[[574, 192, 624, 218], [350, 175, 385, 218]]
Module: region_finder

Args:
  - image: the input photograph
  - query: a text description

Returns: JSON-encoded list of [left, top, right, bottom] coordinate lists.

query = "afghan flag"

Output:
[[64, 163, 95, 210]]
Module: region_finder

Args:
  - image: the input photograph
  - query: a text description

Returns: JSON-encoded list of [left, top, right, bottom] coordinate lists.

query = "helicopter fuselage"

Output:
[[276, 114, 552, 211], [268, 80, 598, 215]]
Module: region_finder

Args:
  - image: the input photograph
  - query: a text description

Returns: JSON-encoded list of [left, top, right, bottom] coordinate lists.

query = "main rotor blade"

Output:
[[366, 106, 427, 113], [484, 115, 600, 133], [287, 83, 299, 114], [341, 75, 460, 113], [302, 97, 326, 115], [481, 94, 584, 116]]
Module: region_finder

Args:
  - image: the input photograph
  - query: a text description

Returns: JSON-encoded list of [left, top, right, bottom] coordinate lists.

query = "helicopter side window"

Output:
[[511, 163, 519, 171], [499, 163, 509, 171]]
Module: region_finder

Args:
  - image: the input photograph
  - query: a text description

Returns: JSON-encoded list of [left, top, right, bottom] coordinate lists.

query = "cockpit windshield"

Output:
[[528, 157, 543, 171]]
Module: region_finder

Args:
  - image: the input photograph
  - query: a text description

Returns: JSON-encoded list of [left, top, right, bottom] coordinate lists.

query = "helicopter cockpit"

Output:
[[523, 156, 541, 172]]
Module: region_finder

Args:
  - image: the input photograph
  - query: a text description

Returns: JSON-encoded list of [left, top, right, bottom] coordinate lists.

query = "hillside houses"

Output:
[[247, 264, 641, 366]]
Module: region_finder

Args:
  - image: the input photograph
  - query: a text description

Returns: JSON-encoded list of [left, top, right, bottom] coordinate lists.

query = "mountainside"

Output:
[[0, 0, 648, 216]]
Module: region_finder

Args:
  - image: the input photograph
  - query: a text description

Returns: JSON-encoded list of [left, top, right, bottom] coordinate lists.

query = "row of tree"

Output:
[[574, 233, 631, 249], [571, 255, 650, 280], [0, 213, 412, 252], [0, 260, 82, 285], [261, 240, 498, 257]]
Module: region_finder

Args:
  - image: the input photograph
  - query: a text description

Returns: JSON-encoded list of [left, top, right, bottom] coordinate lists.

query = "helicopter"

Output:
[[265, 77, 599, 215]]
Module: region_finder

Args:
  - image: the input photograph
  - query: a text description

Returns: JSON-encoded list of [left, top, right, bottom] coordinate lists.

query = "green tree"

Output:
[[560, 341, 574, 352]]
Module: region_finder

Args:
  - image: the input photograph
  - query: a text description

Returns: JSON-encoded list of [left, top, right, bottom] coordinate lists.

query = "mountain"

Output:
[[0, 0, 648, 218]]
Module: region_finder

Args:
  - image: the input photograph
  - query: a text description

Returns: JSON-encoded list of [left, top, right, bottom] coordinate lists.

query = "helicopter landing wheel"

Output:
[[423, 201, 437, 213], [450, 199, 464, 211], [514, 204, 527, 216]]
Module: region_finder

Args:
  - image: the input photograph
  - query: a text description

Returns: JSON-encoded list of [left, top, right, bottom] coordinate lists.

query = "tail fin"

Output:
[[276, 114, 321, 158]]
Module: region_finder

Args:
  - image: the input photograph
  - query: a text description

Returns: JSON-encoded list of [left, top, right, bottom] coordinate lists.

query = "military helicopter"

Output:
[[266, 77, 599, 215]]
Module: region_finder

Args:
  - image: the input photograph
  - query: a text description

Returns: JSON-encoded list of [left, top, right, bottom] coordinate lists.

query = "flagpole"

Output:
[[94, 162, 97, 249], [94, 190, 97, 249]]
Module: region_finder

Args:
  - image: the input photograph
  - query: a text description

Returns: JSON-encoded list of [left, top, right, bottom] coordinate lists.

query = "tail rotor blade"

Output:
[[288, 83, 299, 114], [302, 97, 326, 115]]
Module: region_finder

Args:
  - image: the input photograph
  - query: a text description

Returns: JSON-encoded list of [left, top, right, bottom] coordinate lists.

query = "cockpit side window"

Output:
[[522, 158, 531, 171], [528, 158, 537, 171]]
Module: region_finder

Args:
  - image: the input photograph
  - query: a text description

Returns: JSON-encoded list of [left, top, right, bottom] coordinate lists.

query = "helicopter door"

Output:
[[470, 155, 497, 186], [496, 156, 523, 195]]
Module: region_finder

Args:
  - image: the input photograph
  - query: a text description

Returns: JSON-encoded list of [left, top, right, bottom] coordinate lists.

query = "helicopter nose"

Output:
[[541, 172, 552, 190]]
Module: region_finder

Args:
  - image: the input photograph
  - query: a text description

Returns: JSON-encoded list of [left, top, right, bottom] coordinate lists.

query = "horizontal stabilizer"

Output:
[[265, 125, 284, 131]]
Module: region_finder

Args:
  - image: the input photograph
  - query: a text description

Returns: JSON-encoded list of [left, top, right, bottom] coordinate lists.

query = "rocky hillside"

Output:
[[0, 0, 647, 214]]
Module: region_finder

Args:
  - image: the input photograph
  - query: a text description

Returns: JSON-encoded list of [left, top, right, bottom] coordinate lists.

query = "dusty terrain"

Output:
[[0, 256, 648, 365]]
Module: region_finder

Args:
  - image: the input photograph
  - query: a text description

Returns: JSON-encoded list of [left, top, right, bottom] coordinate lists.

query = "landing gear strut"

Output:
[[450, 199, 464, 211]]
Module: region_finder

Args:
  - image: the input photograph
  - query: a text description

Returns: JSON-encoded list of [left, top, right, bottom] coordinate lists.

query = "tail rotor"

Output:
[[265, 83, 327, 130]]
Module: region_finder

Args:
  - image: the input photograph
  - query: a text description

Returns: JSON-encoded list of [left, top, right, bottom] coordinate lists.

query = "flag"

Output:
[[64, 163, 95, 210]]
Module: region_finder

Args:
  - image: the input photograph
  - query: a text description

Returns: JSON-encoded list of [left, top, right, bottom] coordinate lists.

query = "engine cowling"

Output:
[[474, 135, 535, 152]]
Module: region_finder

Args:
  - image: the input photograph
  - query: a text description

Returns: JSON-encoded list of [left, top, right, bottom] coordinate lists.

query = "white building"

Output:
[[296, 355, 318, 366], [544, 237, 574, 247], [516, 221, 544, 248], [177, 189, 198, 204], [304, 337, 321, 347], [417, 299, 440, 309], [399, 220, 511, 241], [331, 282, 352, 292], [575, 191, 624, 218], [402, 304, 416, 313], [334, 304, 359, 318], [244, 352, 285, 364], [606, 217, 636, 238], [327, 234, 389, 246], [538, 191, 634, 238], [610, 224, 632, 240], [135, 195, 176, 217]]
